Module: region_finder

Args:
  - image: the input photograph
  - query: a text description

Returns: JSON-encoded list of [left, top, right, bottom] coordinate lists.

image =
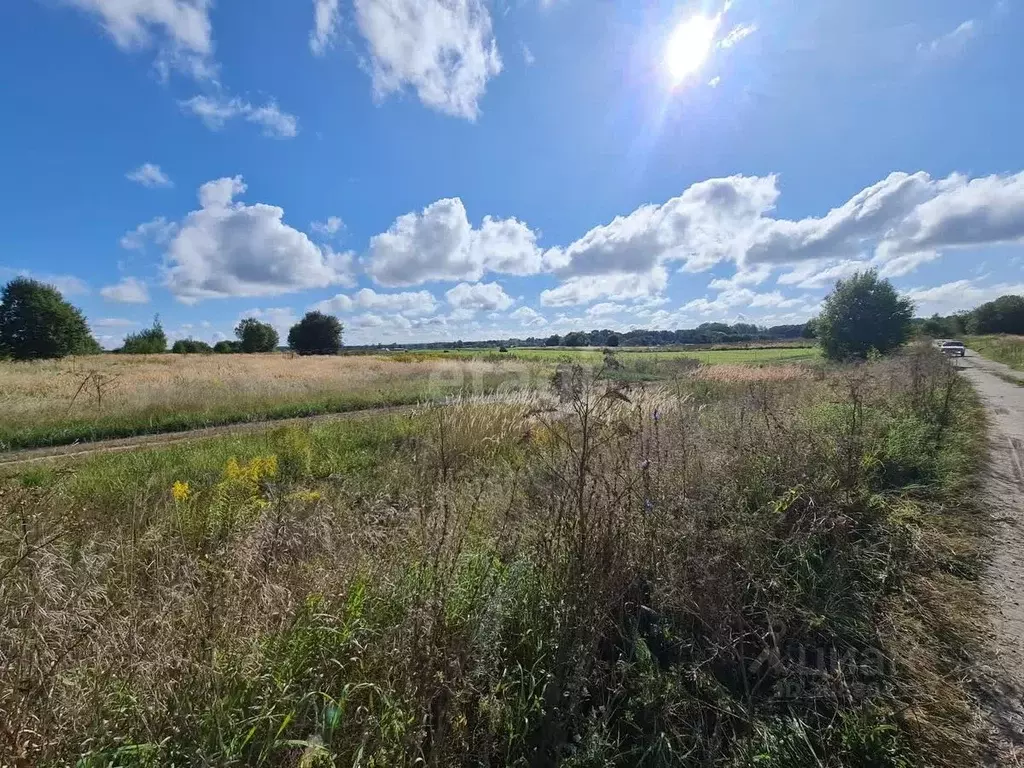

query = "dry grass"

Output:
[[0, 348, 992, 766], [0, 353, 540, 450], [692, 363, 813, 382]]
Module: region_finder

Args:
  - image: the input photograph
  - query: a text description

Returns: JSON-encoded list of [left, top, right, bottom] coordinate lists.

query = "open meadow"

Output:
[[964, 334, 1024, 371], [0, 347, 819, 451], [0, 346, 991, 766]]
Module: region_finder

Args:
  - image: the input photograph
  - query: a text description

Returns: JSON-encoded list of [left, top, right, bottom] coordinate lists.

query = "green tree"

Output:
[[544, 334, 561, 347], [287, 311, 343, 355], [562, 331, 588, 347], [605, 333, 620, 347], [235, 317, 280, 353], [171, 338, 213, 354], [815, 271, 914, 361], [0, 277, 98, 360], [122, 316, 168, 354], [969, 295, 1024, 335], [213, 340, 241, 354]]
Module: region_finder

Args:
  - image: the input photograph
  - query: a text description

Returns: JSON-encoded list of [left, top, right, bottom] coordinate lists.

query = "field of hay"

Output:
[[0, 347, 990, 766], [0, 349, 819, 451], [0, 353, 541, 450]]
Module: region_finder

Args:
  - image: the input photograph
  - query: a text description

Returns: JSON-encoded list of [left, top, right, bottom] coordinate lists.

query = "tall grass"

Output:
[[0, 348, 987, 766], [964, 334, 1024, 370]]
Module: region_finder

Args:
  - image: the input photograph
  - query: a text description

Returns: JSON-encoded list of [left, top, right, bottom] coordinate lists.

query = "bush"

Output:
[[545, 334, 561, 347], [234, 318, 279, 353], [606, 334, 620, 347], [816, 270, 914, 361], [0, 277, 98, 360], [288, 311, 343, 355], [213, 340, 241, 354], [171, 338, 213, 354], [968, 294, 1024, 335], [122, 317, 167, 354]]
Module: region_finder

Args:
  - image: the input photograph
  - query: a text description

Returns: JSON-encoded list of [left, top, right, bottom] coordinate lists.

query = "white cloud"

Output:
[[707, 76, 721, 87], [313, 287, 439, 316], [63, 0, 214, 79], [719, 23, 757, 49], [919, 19, 977, 58], [521, 43, 536, 66], [684, 287, 803, 316], [311, 216, 344, 237], [540, 269, 669, 306], [586, 302, 627, 318], [163, 176, 356, 301], [353, 0, 503, 120], [120, 217, 178, 251], [509, 306, 546, 326], [238, 307, 297, 338], [180, 95, 299, 138], [709, 264, 773, 290], [906, 279, 1024, 315], [310, 0, 340, 55], [0, 268, 91, 297], [90, 317, 139, 329], [126, 163, 173, 188], [445, 281, 514, 311], [100, 277, 150, 304], [366, 198, 543, 286]]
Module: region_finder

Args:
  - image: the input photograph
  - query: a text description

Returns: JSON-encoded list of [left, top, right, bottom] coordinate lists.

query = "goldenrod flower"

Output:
[[171, 480, 191, 502]]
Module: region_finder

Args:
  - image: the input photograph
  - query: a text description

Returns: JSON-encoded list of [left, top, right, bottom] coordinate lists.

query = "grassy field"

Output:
[[0, 348, 819, 452], [964, 334, 1024, 370], [392, 345, 822, 366], [0, 347, 990, 766], [0, 353, 542, 451]]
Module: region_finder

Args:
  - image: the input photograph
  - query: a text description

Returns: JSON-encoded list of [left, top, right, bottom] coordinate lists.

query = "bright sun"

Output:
[[664, 14, 718, 81]]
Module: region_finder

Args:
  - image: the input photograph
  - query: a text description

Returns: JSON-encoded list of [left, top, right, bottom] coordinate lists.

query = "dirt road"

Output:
[[958, 350, 1024, 757]]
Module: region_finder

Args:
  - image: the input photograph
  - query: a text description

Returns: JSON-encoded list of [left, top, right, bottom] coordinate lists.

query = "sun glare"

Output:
[[664, 14, 718, 81]]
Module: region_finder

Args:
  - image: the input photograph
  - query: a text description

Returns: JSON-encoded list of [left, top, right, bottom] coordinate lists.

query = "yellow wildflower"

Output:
[[171, 480, 191, 502]]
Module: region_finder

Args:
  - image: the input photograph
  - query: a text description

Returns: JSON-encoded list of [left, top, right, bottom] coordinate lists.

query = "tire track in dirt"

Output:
[[958, 351, 1024, 763]]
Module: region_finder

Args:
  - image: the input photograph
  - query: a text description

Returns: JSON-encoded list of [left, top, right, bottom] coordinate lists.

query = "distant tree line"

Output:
[[915, 294, 1024, 338]]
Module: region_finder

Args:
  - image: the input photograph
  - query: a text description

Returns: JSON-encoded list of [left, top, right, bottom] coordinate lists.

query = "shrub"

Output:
[[171, 338, 213, 354], [213, 340, 241, 354], [234, 317, 279, 353], [288, 311, 343, 355], [562, 331, 588, 347], [545, 334, 561, 347], [122, 316, 167, 354], [816, 270, 914, 361], [0, 277, 98, 360]]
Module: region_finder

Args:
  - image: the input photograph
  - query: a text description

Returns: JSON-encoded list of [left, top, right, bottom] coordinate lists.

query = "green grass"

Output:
[[963, 334, 1024, 370], [394, 345, 822, 366], [0, 349, 992, 767]]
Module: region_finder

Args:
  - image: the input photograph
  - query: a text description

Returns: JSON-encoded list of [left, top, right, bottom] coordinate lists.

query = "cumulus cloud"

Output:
[[126, 163, 172, 188], [100, 277, 150, 304], [180, 95, 299, 138], [365, 198, 543, 286], [509, 306, 546, 326], [163, 176, 355, 301], [309, 0, 340, 55], [684, 287, 803, 316], [62, 0, 214, 79], [540, 269, 669, 306], [445, 281, 514, 311], [311, 216, 344, 237], [353, 0, 502, 120], [586, 302, 627, 318], [120, 217, 178, 251], [313, 287, 439, 316], [238, 307, 298, 338]]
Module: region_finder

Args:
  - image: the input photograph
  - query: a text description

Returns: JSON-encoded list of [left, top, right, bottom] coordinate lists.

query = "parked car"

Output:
[[940, 340, 966, 358]]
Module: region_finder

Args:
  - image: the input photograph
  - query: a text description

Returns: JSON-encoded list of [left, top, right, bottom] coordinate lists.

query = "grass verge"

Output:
[[0, 350, 991, 766], [964, 334, 1024, 370]]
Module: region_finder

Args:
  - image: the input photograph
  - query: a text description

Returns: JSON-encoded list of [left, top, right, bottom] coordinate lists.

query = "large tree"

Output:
[[969, 294, 1024, 335], [815, 270, 914, 361], [0, 277, 98, 360], [235, 317, 280, 353], [287, 311, 344, 355]]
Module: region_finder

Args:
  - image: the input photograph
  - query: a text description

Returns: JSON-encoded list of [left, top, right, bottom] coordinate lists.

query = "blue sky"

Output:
[[3, 0, 1024, 347]]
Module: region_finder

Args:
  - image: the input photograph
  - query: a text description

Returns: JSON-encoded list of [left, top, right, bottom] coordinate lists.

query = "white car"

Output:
[[940, 340, 966, 358]]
